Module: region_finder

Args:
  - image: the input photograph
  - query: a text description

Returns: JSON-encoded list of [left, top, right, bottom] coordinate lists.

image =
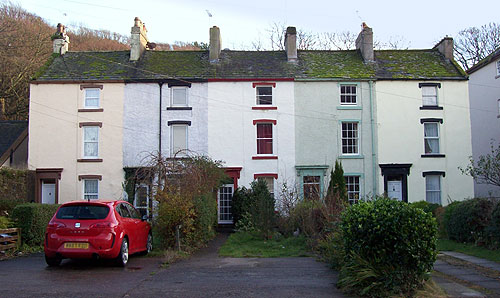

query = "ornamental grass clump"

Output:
[[338, 197, 437, 297]]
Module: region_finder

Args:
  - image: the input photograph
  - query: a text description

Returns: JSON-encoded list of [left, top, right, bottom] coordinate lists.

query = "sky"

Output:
[[10, 0, 500, 50]]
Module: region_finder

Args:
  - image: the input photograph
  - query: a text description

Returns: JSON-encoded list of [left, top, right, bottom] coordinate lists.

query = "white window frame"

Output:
[[341, 121, 359, 155], [256, 122, 274, 155], [83, 179, 99, 200], [84, 88, 100, 109], [423, 122, 440, 154], [425, 175, 441, 204], [170, 124, 188, 156], [344, 175, 360, 204], [171, 86, 188, 107], [422, 86, 438, 107], [496, 60, 500, 77], [134, 184, 150, 218], [340, 84, 357, 105], [256, 86, 273, 106], [497, 99, 500, 117], [83, 126, 99, 158]]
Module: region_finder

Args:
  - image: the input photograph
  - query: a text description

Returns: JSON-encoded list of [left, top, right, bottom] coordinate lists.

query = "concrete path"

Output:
[[433, 251, 500, 297], [126, 233, 346, 297]]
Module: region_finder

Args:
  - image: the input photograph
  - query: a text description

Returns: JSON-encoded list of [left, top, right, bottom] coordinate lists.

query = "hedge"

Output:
[[11, 203, 60, 246], [0, 168, 35, 214], [445, 198, 495, 244]]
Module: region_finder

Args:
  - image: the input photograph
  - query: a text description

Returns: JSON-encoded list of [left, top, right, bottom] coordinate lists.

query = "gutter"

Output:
[[369, 80, 377, 196]]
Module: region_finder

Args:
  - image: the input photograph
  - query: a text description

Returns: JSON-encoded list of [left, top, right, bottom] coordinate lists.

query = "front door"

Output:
[[387, 180, 402, 201], [218, 184, 234, 224], [41, 182, 55, 204]]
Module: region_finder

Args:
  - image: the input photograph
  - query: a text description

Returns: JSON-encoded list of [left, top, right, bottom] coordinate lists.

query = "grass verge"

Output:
[[219, 231, 310, 257], [437, 238, 500, 263]]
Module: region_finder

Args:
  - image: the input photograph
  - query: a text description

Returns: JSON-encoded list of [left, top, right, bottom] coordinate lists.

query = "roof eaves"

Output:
[[467, 47, 500, 74]]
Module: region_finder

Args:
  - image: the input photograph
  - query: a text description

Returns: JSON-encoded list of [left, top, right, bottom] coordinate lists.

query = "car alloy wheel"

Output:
[[117, 238, 129, 267]]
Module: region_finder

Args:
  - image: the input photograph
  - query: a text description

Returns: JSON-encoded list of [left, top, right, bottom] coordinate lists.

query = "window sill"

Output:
[[339, 155, 363, 159], [167, 107, 192, 111], [420, 106, 443, 110], [78, 108, 103, 112], [252, 106, 277, 110], [421, 154, 445, 158], [77, 158, 103, 162], [337, 106, 361, 110], [252, 155, 278, 160]]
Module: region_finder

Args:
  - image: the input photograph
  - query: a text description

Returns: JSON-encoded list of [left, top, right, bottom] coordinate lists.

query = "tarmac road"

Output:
[[0, 234, 345, 298]]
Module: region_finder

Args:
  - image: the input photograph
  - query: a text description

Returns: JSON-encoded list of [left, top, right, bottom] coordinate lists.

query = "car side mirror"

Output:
[[141, 215, 148, 221]]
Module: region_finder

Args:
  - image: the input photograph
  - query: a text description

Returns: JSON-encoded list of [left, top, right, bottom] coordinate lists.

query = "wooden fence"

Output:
[[0, 228, 21, 254]]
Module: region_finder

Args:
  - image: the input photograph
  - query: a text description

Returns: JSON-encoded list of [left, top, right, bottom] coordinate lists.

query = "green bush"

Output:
[[289, 199, 326, 238], [339, 197, 437, 297], [487, 202, 500, 247], [445, 198, 495, 244], [192, 193, 218, 243], [0, 168, 35, 215], [316, 228, 344, 270], [11, 203, 60, 246], [231, 187, 254, 226], [411, 201, 440, 215], [0, 216, 11, 229], [156, 191, 195, 249]]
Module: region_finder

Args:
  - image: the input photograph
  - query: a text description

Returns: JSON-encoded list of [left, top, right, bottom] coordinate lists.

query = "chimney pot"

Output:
[[285, 26, 297, 63], [209, 26, 221, 62], [130, 17, 149, 61], [355, 23, 374, 63]]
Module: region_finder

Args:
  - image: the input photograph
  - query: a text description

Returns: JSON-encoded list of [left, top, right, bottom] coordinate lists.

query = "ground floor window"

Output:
[[345, 176, 360, 204], [303, 176, 320, 200], [258, 176, 275, 197], [425, 175, 441, 204], [134, 184, 150, 218], [83, 179, 98, 200]]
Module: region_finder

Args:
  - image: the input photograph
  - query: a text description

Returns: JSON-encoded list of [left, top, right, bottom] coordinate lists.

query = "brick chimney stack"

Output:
[[209, 26, 221, 62], [356, 22, 374, 63], [284, 26, 297, 63], [433, 37, 454, 60], [130, 17, 149, 61], [52, 23, 70, 55]]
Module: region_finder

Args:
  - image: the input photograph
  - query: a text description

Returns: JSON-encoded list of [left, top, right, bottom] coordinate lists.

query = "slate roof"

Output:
[[34, 48, 467, 82], [0, 121, 28, 156]]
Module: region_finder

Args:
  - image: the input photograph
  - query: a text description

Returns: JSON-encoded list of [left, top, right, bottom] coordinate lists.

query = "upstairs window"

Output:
[[256, 123, 273, 154], [171, 87, 188, 107], [424, 123, 440, 154], [84, 88, 100, 108], [83, 126, 99, 158], [422, 86, 437, 106], [340, 85, 357, 105], [341, 122, 359, 155], [256, 86, 273, 105]]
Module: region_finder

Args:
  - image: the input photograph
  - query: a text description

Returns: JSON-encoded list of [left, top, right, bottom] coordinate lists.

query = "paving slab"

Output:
[[441, 251, 500, 272], [432, 275, 486, 298]]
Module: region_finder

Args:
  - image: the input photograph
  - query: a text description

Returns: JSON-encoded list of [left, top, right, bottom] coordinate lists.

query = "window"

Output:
[[497, 60, 500, 76], [340, 85, 357, 105], [83, 126, 99, 158], [498, 99, 500, 116], [341, 122, 359, 155], [257, 123, 273, 154], [345, 176, 360, 204], [424, 123, 440, 154], [171, 87, 188, 106], [422, 86, 437, 106], [84, 88, 100, 108], [303, 176, 320, 200], [134, 185, 149, 218], [171, 125, 188, 156], [83, 179, 98, 200], [425, 175, 441, 204], [258, 176, 274, 197], [256, 86, 273, 105]]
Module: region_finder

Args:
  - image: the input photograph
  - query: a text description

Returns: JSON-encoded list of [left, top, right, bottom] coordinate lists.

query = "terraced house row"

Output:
[[28, 19, 473, 223]]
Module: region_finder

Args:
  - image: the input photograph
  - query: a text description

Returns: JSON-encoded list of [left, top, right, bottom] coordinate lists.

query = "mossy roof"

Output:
[[34, 48, 466, 82]]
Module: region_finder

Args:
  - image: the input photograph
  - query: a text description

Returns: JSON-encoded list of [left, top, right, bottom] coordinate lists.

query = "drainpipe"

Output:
[[158, 82, 164, 159], [369, 80, 377, 196]]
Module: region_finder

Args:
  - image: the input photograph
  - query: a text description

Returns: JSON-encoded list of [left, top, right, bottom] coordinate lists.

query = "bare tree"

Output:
[[460, 142, 500, 188], [454, 22, 500, 70], [318, 31, 357, 50]]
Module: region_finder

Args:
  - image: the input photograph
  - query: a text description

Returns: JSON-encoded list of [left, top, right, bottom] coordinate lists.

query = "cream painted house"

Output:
[[29, 19, 474, 221]]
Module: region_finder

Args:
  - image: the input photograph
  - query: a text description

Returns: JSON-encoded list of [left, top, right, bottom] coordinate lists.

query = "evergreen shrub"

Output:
[[11, 203, 60, 246]]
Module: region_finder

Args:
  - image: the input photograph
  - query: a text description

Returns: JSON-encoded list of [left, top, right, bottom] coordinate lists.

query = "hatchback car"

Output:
[[44, 200, 152, 267]]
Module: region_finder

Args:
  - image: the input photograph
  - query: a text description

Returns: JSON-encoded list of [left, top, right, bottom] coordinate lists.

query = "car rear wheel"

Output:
[[116, 238, 128, 267], [146, 233, 153, 254], [45, 255, 62, 267]]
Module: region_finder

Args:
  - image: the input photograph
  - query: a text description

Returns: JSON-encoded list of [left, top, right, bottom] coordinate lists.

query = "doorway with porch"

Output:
[[379, 164, 411, 202]]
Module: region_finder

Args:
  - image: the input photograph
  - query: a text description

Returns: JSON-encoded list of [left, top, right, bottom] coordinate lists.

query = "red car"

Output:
[[44, 200, 152, 267]]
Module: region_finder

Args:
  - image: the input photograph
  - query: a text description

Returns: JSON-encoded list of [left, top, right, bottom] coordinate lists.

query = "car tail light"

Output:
[[90, 222, 112, 228], [48, 221, 66, 228]]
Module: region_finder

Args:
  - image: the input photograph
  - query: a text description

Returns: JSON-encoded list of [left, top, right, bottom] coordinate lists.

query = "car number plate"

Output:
[[64, 242, 89, 249]]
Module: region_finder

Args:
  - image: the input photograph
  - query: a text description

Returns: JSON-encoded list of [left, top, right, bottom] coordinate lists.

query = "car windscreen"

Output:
[[56, 205, 110, 220]]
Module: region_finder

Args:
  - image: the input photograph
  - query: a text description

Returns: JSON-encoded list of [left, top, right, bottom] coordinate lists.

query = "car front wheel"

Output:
[[45, 255, 62, 267], [116, 238, 129, 267]]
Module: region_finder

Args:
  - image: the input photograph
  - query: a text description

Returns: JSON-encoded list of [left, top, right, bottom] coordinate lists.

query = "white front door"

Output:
[[218, 184, 234, 224], [387, 180, 402, 201], [41, 182, 56, 204]]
